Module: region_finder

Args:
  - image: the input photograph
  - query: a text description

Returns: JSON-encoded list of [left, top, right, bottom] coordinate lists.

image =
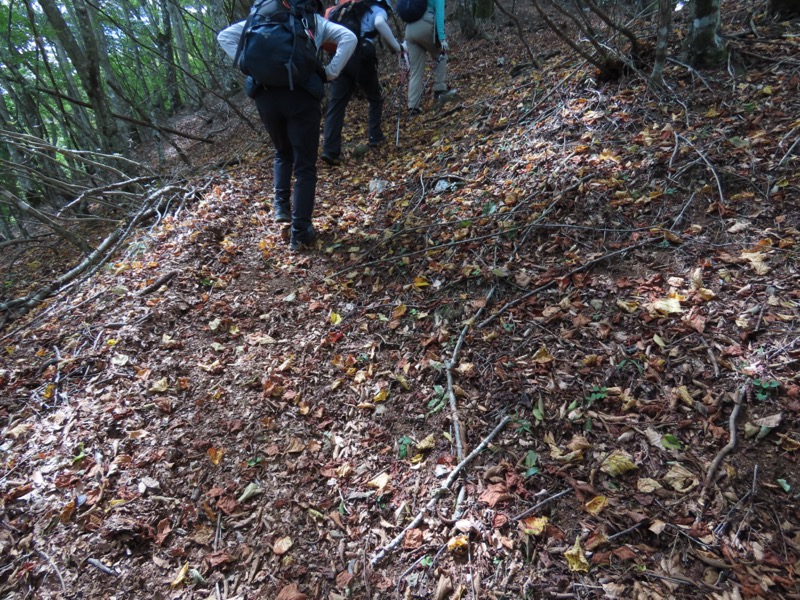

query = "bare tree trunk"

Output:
[[685, 0, 727, 68], [650, 0, 672, 83], [158, 0, 183, 112], [166, 0, 200, 107], [37, 0, 127, 152]]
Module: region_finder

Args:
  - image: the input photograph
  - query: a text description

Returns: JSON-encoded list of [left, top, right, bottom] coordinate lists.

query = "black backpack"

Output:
[[234, 0, 323, 95], [396, 0, 426, 23], [327, 0, 378, 41]]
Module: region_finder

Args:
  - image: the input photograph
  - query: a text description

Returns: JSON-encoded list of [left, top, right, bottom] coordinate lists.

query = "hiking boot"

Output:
[[434, 88, 458, 102], [368, 135, 387, 148], [289, 226, 319, 251], [321, 154, 341, 167], [274, 205, 291, 223]]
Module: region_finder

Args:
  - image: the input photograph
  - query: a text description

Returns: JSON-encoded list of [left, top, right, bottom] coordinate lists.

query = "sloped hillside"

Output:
[[1, 4, 799, 599]]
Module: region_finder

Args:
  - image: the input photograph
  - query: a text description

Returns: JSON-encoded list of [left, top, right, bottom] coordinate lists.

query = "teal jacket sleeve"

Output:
[[431, 0, 446, 43]]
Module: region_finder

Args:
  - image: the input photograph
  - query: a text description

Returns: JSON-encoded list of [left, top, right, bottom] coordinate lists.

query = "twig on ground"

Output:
[[37, 549, 66, 592], [445, 286, 495, 460], [87, 558, 117, 576], [137, 269, 180, 296], [512, 488, 573, 521], [677, 134, 726, 206], [607, 521, 645, 542], [700, 335, 720, 379], [696, 384, 748, 523], [371, 415, 511, 567]]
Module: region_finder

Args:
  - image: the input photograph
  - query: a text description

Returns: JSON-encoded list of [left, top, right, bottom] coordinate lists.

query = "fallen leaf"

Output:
[[367, 472, 390, 491], [741, 251, 770, 275], [447, 534, 469, 552], [520, 516, 548, 536], [585, 496, 608, 515], [275, 583, 307, 600], [565, 536, 590, 572], [273, 536, 293, 555], [170, 563, 189, 588], [207, 447, 224, 466], [600, 450, 637, 476], [479, 483, 512, 507], [403, 528, 423, 549]]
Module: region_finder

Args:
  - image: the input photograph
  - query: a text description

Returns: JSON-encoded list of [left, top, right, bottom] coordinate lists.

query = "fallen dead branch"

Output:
[[0, 184, 191, 328], [370, 415, 511, 567], [696, 384, 748, 523]]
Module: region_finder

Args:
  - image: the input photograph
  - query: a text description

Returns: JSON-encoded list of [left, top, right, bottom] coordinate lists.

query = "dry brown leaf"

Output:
[[275, 583, 307, 600], [479, 483, 512, 507], [403, 528, 423, 549]]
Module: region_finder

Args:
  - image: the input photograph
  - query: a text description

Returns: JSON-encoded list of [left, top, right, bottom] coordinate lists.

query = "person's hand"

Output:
[[440, 40, 449, 53]]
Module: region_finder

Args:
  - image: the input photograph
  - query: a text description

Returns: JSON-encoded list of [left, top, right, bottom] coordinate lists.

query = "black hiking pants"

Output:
[[253, 85, 321, 236], [322, 42, 384, 159]]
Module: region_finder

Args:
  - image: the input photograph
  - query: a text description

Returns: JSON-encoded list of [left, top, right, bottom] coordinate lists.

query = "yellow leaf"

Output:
[[170, 563, 189, 588], [413, 276, 430, 288], [416, 434, 435, 451], [367, 472, 390, 491], [329, 311, 343, 325], [447, 535, 469, 552], [532, 346, 554, 364], [564, 537, 590, 572], [616, 299, 639, 313], [207, 447, 224, 466], [373, 388, 389, 402], [741, 251, 770, 275], [650, 297, 682, 315], [600, 450, 637, 476], [520, 516, 548, 536], [149, 378, 169, 393], [585, 495, 608, 515], [391, 304, 407, 320]]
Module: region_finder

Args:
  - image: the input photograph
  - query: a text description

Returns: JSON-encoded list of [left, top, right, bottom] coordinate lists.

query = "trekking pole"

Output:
[[395, 48, 409, 146]]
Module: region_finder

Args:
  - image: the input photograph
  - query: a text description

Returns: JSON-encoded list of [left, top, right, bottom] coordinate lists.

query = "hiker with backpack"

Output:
[[397, 0, 454, 114], [217, 0, 357, 250], [320, 0, 404, 166]]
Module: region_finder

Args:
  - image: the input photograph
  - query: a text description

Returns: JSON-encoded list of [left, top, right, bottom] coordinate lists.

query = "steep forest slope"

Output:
[[1, 3, 799, 599]]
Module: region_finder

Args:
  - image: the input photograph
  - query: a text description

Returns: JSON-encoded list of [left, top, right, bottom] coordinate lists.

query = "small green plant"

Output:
[[532, 397, 545, 425], [586, 385, 607, 405], [427, 385, 447, 414], [71, 442, 86, 464], [523, 450, 540, 478], [514, 418, 533, 434], [246, 456, 263, 468], [397, 435, 414, 459], [753, 378, 779, 401]]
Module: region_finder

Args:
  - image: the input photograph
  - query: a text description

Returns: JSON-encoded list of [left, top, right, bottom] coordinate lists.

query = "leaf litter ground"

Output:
[[1, 7, 799, 600]]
